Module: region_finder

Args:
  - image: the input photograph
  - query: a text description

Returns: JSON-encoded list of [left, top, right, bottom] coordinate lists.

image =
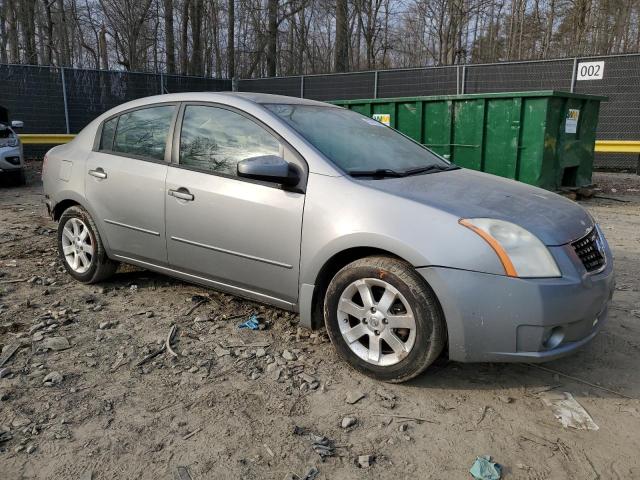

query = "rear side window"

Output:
[[112, 105, 175, 161], [179, 105, 280, 176], [99, 117, 117, 150]]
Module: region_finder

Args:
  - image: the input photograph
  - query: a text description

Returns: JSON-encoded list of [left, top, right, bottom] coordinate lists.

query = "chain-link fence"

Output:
[[2, 57, 638, 169], [239, 54, 640, 170], [0, 64, 231, 135]]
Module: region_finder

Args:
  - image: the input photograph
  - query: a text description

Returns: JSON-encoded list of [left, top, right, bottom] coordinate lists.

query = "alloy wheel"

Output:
[[61, 217, 94, 274], [337, 278, 417, 366]]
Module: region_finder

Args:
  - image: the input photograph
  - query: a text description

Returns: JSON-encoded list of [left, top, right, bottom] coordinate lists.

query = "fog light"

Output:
[[542, 326, 565, 350], [5, 156, 20, 166]]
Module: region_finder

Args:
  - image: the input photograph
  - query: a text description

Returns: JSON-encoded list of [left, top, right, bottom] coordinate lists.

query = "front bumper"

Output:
[[0, 145, 24, 172], [418, 243, 615, 363]]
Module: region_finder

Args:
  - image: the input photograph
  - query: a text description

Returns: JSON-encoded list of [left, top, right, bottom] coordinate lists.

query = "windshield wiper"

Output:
[[348, 168, 406, 178], [403, 164, 460, 176]]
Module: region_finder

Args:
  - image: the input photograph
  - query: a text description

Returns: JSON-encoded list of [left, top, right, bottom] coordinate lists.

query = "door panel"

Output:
[[165, 167, 304, 303], [85, 151, 168, 264]]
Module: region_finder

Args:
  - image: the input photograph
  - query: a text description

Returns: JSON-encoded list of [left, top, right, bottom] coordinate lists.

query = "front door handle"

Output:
[[168, 188, 194, 201], [88, 168, 107, 179]]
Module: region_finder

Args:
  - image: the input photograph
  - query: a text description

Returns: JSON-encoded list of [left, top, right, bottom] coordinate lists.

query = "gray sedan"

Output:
[[42, 92, 614, 382]]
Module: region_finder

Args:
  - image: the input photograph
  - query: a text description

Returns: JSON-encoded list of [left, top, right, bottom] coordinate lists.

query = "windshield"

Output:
[[264, 104, 450, 174]]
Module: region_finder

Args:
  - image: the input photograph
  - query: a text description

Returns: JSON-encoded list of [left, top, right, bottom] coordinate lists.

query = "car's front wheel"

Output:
[[324, 256, 446, 383], [57, 205, 117, 283]]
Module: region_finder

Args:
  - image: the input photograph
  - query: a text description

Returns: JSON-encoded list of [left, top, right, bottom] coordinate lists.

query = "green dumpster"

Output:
[[331, 91, 605, 191]]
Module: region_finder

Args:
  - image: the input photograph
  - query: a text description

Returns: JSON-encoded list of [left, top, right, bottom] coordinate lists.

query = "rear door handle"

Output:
[[168, 188, 194, 201], [88, 168, 107, 179]]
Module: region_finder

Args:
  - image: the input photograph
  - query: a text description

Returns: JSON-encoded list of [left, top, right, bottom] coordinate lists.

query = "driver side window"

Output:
[[179, 105, 281, 176]]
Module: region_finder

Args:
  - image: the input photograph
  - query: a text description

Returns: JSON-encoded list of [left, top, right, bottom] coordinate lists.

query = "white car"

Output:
[[0, 106, 25, 185]]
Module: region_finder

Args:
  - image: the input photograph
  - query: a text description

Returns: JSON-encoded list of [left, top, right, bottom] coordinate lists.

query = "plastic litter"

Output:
[[237, 314, 260, 330], [539, 391, 599, 430], [469, 455, 502, 480]]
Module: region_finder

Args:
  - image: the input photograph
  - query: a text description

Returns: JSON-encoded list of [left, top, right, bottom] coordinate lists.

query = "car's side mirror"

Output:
[[237, 155, 300, 186], [11, 120, 23, 129]]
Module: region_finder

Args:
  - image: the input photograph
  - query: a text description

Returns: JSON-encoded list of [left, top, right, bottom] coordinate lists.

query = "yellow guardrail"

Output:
[[594, 140, 640, 153], [18, 134, 76, 145], [17, 134, 640, 155]]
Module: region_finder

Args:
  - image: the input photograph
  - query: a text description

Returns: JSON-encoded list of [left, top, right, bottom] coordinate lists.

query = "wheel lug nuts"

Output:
[[382, 318, 388, 324], [362, 319, 367, 324], [374, 330, 380, 335]]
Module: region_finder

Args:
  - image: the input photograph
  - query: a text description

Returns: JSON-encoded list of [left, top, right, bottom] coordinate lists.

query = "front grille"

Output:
[[572, 228, 605, 273]]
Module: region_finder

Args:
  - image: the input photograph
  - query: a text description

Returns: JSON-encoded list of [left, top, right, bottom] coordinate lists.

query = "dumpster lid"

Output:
[[332, 90, 607, 105]]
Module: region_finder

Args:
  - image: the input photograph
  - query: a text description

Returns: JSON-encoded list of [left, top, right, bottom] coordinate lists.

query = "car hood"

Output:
[[360, 168, 593, 246]]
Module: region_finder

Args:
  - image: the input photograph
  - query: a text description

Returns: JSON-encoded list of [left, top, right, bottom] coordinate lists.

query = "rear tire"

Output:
[[57, 205, 117, 283], [324, 256, 446, 383]]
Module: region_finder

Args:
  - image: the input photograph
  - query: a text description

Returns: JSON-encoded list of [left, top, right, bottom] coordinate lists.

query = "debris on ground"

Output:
[[469, 455, 502, 480], [357, 454, 375, 468], [1, 164, 639, 478], [539, 391, 599, 430], [0, 343, 20, 367], [175, 465, 192, 480], [42, 371, 63, 386], [293, 426, 336, 459], [345, 390, 365, 404], [282, 349, 297, 361], [238, 314, 260, 330], [341, 416, 357, 429], [42, 336, 70, 351], [375, 388, 397, 409], [165, 324, 179, 357], [301, 467, 319, 480]]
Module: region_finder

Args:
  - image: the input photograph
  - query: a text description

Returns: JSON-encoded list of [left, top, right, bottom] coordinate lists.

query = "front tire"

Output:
[[324, 256, 446, 383], [57, 206, 117, 283]]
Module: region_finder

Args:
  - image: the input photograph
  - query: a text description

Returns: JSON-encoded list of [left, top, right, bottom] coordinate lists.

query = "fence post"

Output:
[[160, 73, 164, 94], [570, 57, 578, 93], [373, 71, 378, 99], [456, 65, 460, 95], [60, 68, 70, 134], [461, 65, 466, 94], [300, 75, 304, 98]]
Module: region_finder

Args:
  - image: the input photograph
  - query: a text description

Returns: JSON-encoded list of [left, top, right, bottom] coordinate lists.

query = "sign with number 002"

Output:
[[576, 61, 605, 81]]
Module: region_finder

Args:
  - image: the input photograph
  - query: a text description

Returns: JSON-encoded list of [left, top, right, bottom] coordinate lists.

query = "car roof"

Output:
[[115, 91, 335, 109]]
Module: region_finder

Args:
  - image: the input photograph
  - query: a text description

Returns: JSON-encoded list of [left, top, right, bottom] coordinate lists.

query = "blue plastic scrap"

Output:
[[469, 455, 502, 480], [237, 314, 260, 330]]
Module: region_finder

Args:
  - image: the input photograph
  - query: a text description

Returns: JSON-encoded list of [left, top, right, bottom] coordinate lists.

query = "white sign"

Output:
[[565, 109, 580, 134], [372, 113, 391, 126], [576, 61, 604, 81]]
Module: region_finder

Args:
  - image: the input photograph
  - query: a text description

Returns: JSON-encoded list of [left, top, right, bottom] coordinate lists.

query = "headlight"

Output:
[[459, 218, 561, 278], [7, 137, 18, 147]]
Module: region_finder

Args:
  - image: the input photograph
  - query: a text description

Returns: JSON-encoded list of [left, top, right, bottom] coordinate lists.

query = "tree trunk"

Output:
[[56, 0, 70, 65], [0, 0, 9, 64], [164, 0, 176, 73], [190, 0, 204, 75], [180, 0, 191, 75], [99, 24, 109, 69], [42, 0, 54, 65], [334, 0, 348, 72], [266, 0, 278, 76], [19, 0, 38, 64], [227, 0, 235, 78]]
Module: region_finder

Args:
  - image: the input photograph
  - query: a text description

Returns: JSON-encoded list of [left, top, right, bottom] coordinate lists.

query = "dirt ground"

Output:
[[1, 163, 639, 480]]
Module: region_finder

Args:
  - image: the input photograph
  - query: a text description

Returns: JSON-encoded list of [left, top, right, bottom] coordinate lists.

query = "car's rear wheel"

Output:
[[324, 256, 446, 383], [57, 205, 117, 283]]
